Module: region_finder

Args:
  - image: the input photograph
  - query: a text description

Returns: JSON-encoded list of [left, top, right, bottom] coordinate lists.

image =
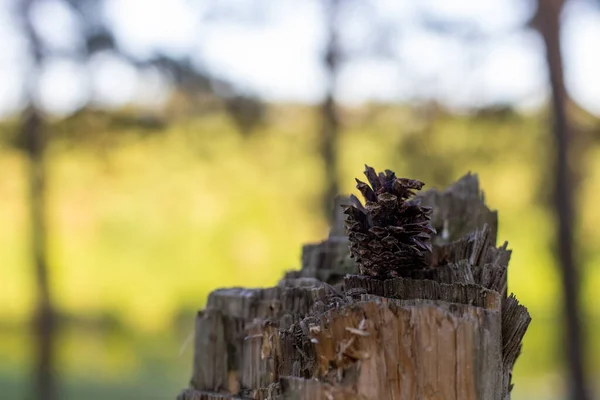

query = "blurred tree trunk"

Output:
[[534, 1, 589, 399], [22, 108, 57, 400], [320, 0, 340, 221], [19, 0, 57, 399]]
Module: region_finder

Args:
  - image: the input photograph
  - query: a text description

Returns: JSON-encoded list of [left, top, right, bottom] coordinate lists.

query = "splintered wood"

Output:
[[304, 299, 502, 400], [177, 173, 531, 400]]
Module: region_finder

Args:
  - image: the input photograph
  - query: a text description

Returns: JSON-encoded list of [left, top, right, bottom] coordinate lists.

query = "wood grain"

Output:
[[177, 173, 530, 400]]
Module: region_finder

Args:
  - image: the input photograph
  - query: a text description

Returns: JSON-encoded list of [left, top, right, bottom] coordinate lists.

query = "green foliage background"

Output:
[[1, 105, 599, 398]]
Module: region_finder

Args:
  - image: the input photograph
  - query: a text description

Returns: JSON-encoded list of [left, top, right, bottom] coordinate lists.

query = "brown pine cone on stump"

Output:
[[343, 165, 436, 279]]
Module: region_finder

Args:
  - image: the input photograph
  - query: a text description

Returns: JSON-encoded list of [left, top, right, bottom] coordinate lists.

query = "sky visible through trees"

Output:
[[0, 0, 600, 116]]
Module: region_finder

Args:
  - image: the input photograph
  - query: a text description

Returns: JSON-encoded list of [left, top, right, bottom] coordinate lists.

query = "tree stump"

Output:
[[177, 172, 530, 400]]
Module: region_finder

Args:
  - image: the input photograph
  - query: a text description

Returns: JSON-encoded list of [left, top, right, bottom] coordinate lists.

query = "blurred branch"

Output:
[[63, 0, 115, 53], [18, 0, 266, 134]]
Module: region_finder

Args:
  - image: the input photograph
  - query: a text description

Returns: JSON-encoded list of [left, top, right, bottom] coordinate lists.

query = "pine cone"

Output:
[[343, 165, 436, 278]]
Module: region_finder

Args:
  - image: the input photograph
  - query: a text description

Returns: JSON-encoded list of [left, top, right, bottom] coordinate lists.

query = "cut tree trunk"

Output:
[[177, 173, 530, 400]]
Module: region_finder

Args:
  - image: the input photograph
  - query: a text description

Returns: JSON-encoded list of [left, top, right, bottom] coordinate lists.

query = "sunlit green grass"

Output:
[[1, 106, 599, 398], [0, 329, 192, 400]]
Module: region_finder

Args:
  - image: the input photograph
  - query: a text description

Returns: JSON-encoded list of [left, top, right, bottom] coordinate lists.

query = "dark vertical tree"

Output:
[[320, 0, 341, 221], [10, 3, 269, 397], [23, 107, 56, 400], [532, 1, 589, 399], [18, 0, 57, 399]]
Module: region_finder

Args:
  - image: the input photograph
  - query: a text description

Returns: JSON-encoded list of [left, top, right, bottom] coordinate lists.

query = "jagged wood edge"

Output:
[[180, 173, 531, 400], [417, 172, 498, 246]]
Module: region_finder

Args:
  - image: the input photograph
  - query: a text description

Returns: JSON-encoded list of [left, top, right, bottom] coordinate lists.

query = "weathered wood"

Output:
[[177, 389, 242, 400], [501, 295, 532, 395], [185, 276, 523, 400], [177, 173, 530, 400], [190, 285, 328, 394], [418, 172, 498, 245], [279, 377, 359, 400], [428, 223, 511, 296], [191, 310, 228, 392], [343, 274, 500, 310], [285, 237, 355, 285], [299, 299, 502, 400], [282, 196, 357, 286]]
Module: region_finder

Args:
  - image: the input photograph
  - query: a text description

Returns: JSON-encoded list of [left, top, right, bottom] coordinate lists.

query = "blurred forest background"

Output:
[[1, 0, 600, 399]]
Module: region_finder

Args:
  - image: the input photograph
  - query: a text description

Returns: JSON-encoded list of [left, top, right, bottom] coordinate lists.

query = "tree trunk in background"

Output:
[[536, 1, 589, 399], [320, 0, 340, 221], [22, 108, 57, 400], [19, 0, 57, 399]]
